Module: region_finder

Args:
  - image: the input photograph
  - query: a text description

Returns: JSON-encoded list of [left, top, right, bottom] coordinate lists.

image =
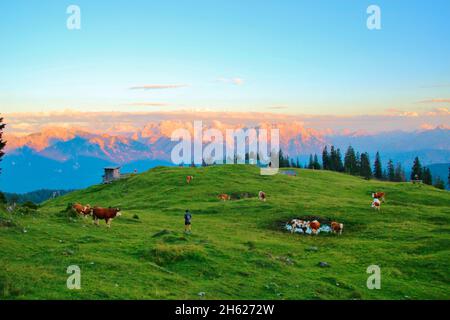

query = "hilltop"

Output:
[[0, 165, 449, 299]]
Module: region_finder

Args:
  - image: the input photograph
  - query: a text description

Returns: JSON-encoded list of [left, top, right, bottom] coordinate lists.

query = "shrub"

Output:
[[57, 203, 78, 218], [15, 206, 37, 215], [22, 201, 38, 210], [144, 243, 206, 265]]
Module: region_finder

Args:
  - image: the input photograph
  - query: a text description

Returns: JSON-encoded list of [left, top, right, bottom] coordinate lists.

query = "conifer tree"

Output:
[[360, 152, 372, 179], [322, 146, 330, 170], [387, 159, 395, 181], [308, 154, 314, 169], [344, 146, 357, 175], [373, 152, 383, 179], [313, 154, 321, 170], [422, 167, 433, 185], [410, 157, 422, 180], [394, 163, 405, 182]]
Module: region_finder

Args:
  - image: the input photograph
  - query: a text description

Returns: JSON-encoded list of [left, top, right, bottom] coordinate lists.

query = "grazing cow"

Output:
[[372, 192, 385, 202], [308, 220, 321, 234], [92, 207, 122, 228], [186, 175, 193, 184], [371, 198, 381, 211], [72, 203, 92, 217], [331, 221, 344, 235], [258, 191, 266, 202]]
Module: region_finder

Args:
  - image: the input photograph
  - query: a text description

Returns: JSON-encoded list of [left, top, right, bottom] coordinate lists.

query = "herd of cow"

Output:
[[70, 174, 386, 232], [289, 219, 344, 235], [287, 192, 386, 236]]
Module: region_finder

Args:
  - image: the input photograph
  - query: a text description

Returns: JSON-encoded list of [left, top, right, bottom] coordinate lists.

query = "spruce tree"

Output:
[[313, 154, 321, 170], [335, 148, 344, 172], [308, 154, 314, 169], [394, 163, 405, 182], [387, 159, 395, 181], [422, 167, 433, 185], [410, 157, 422, 180], [355, 151, 361, 175], [373, 152, 383, 179], [360, 152, 372, 179], [344, 146, 357, 175], [322, 146, 330, 170], [329, 146, 336, 171]]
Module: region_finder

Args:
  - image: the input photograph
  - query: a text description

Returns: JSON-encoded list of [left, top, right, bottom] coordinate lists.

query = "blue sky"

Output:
[[0, 0, 449, 115]]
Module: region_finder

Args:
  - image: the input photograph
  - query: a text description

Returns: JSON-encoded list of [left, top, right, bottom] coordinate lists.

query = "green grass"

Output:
[[1, 165, 449, 300]]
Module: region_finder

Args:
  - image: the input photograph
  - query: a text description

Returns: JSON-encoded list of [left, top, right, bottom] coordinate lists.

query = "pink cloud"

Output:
[[419, 98, 450, 103], [425, 107, 450, 116], [129, 84, 189, 90]]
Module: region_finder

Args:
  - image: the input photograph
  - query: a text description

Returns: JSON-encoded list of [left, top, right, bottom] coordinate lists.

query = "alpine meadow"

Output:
[[1, 166, 449, 299]]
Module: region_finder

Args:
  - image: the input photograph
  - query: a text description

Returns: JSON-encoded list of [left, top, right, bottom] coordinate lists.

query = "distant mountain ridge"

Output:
[[1, 123, 449, 193]]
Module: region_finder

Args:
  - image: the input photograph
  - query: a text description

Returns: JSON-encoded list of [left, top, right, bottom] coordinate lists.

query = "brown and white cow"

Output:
[[331, 221, 344, 235], [372, 192, 385, 202], [308, 220, 321, 234], [258, 191, 266, 202], [72, 203, 92, 218], [92, 207, 122, 228], [186, 175, 194, 184], [371, 198, 381, 211], [218, 194, 231, 201]]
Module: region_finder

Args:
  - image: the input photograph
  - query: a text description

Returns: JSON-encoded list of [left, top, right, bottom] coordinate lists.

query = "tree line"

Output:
[[279, 145, 447, 190]]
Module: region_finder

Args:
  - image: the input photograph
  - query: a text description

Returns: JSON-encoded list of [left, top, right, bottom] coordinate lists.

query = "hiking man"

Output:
[[184, 209, 192, 233]]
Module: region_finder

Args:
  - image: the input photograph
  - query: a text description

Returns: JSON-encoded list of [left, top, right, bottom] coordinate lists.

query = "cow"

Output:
[[258, 191, 266, 202], [289, 219, 307, 233], [218, 194, 231, 201], [186, 175, 193, 184], [308, 220, 321, 234], [92, 207, 122, 228], [371, 198, 381, 211], [372, 192, 385, 203], [331, 221, 344, 235], [72, 203, 92, 218]]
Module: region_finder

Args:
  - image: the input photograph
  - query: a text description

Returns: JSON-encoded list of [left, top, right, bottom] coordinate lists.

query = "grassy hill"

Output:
[[1, 165, 449, 300]]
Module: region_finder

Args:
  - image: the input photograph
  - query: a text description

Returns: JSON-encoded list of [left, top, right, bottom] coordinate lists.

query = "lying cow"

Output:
[[308, 220, 321, 234], [290, 219, 307, 233], [331, 221, 344, 235], [72, 203, 92, 218], [371, 198, 381, 211], [372, 192, 385, 202], [258, 191, 266, 202], [92, 207, 122, 228], [186, 175, 193, 184], [218, 194, 231, 201]]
